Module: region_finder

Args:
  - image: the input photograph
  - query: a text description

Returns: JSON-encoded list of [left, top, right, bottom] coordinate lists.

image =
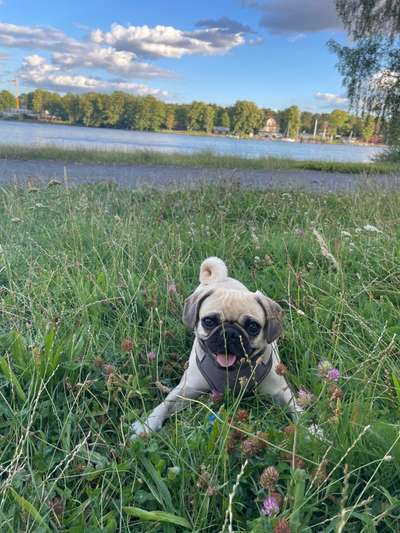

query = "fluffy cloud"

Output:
[[0, 22, 83, 52], [315, 92, 349, 107], [52, 48, 174, 79], [242, 0, 342, 35], [19, 55, 168, 96], [1, 19, 250, 94], [0, 22, 173, 79], [90, 23, 246, 59]]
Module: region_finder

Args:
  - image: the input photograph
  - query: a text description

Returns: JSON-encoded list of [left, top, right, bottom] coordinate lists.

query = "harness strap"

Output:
[[195, 347, 273, 395]]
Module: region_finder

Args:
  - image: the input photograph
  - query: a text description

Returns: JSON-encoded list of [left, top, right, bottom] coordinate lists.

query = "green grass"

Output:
[[377, 146, 400, 164], [1, 143, 399, 174], [0, 183, 400, 531]]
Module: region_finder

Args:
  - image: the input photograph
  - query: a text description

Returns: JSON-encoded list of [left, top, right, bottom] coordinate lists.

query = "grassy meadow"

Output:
[[0, 182, 399, 531], [1, 144, 399, 175]]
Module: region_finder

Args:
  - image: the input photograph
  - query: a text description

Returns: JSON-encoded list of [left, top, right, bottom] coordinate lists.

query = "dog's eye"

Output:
[[246, 321, 261, 336], [202, 316, 217, 329]]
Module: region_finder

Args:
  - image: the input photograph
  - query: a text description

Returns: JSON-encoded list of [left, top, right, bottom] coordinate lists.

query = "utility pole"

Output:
[[11, 77, 20, 110], [286, 120, 291, 138], [313, 119, 318, 137]]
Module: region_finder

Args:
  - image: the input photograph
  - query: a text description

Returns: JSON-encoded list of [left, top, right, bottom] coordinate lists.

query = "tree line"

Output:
[[0, 88, 380, 141]]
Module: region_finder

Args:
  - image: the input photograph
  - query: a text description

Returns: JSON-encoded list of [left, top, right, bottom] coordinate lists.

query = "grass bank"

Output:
[[1, 143, 398, 174], [0, 184, 399, 531], [378, 146, 400, 164]]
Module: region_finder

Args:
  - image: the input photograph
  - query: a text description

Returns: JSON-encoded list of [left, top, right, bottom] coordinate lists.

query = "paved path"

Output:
[[1, 159, 399, 193]]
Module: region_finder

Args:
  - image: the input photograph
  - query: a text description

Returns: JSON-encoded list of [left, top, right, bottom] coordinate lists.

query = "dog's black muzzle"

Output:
[[196, 322, 271, 392], [201, 322, 253, 359]]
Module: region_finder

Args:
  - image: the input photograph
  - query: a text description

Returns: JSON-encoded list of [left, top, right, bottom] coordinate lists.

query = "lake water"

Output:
[[0, 120, 385, 163]]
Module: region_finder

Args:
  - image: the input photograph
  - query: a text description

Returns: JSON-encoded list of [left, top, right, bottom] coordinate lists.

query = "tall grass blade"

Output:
[[122, 507, 191, 529], [8, 487, 51, 532], [0, 357, 26, 401]]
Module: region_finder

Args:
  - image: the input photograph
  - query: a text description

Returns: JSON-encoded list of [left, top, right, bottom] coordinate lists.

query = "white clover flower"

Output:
[[363, 224, 382, 233]]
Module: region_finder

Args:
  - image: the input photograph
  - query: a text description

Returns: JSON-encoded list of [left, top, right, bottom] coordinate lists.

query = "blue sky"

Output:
[[0, 0, 349, 111]]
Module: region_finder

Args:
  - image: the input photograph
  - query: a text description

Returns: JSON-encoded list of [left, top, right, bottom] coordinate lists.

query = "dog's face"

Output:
[[183, 288, 283, 368]]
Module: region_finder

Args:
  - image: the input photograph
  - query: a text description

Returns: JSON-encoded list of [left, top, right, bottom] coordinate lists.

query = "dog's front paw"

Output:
[[131, 417, 163, 439], [131, 420, 152, 439]]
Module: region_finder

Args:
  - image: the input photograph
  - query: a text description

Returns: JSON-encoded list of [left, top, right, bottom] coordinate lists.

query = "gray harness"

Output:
[[196, 345, 273, 395]]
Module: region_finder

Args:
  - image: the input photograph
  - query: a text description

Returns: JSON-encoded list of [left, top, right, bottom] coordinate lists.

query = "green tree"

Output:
[[24, 91, 34, 111], [106, 92, 126, 128], [329, 109, 350, 136], [80, 93, 107, 127], [0, 90, 16, 111], [146, 96, 166, 131], [215, 107, 230, 129], [121, 95, 138, 129], [30, 89, 66, 118], [31, 89, 46, 113], [300, 111, 314, 134], [220, 110, 230, 129], [187, 101, 207, 131], [132, 98, 149, 130], [175, 105, 189, 130], [231, 100, 263, 135], [202, 105, 215, 133], [360, 115, 376, 142], [289, 106, 301, 138], [122, 95, 164, 131], [46, 92, 67, 119], [164, 104, 176, 130], [348, 115, 363, 138], [329, 1, 400, 145], [281, 106, 301, 138], [63, 94, 82, 123]]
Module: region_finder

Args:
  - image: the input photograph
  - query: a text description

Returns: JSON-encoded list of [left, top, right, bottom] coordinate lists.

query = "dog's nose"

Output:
[[225, 329, 239, 340], [221, 326, 241, 343]]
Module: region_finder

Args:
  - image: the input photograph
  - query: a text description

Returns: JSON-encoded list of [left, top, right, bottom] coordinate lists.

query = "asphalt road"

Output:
[[1, 159, 399, 193]]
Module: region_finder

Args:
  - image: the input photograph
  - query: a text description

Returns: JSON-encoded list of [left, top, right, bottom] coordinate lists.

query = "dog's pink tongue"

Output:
[[216, 354, 237, 368]]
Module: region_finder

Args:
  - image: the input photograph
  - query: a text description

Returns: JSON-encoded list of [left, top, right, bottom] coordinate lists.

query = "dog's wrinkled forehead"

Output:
[[199, 289, 265, 323]]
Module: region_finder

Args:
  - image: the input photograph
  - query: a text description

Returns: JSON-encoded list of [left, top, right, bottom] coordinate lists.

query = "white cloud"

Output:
[[0, 22, 174, 80], [315, 92, 349, 108], [19, 55, 167, 96], [0, 19, 250, 95], [0, 22, 83, 52], [90, 23, 246, 59], [52, 48, 174, 79], [1, 19, 251, 95]]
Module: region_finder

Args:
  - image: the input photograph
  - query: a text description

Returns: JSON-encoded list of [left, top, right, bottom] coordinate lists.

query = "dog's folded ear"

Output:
[[255, 291, 284, 343], [182, 289, 213, 330]]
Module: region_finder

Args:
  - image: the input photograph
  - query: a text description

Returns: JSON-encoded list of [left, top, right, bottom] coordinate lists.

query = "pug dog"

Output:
[[131, 257, 302, 437]]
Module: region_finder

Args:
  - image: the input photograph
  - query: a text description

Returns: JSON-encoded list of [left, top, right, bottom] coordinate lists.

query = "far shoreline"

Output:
[[0, 117, 386, 149]]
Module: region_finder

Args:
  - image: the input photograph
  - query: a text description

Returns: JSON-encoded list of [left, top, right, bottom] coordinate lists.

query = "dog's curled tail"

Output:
[[199, 257, 228, 285]]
